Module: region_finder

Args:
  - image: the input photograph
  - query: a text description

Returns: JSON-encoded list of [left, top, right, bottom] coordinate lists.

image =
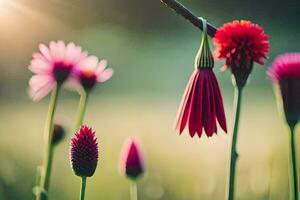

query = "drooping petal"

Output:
[[174, 70, 197, 133], [211, 73, 227, 133], [188, 71, 201, 137], [195, 71, 204, 137], [210, 73, 217, 133], [202, 73, 213, 136]]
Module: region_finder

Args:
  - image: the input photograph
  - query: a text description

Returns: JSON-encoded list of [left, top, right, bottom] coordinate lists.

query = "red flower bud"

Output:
[[70, 125, 98, 177]]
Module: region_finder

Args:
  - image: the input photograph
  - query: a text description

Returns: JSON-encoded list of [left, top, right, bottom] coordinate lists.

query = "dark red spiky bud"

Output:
[[70, 125, 98, 177]]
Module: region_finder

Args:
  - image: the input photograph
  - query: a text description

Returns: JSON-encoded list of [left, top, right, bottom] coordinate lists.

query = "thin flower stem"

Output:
[[36, 85, 61, 200], [80, 177, 87, 200], [226, 86, 243, 200], [289, 125, 298, 200], [130, 181, 138, 200], [160, 0, 217, 37], [75, 91, 89, 130]]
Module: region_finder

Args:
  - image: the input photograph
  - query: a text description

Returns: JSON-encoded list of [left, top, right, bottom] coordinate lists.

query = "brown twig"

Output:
[[160, 0, 218, 37]]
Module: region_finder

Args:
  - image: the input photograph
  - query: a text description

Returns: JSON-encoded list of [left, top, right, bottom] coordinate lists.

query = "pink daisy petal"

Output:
[[39, 44, 52, 62], [29, 60, 52, 74], [65, 42, 76, 64], [29, 75, 55, 101], [55, 40, 66, 61], [97, 68, 113, 82], [80, 56, 99, 70], [96, 59, 108, 74], [49, 41, 59, 60], [30, 81, 55, 101], [32, 53, 48, 62]]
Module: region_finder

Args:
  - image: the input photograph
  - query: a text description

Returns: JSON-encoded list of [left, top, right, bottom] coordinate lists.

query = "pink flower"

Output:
[[175, 69, 227, 137], [28, 41, 88, 101], [267, 53, 300, 82], [267, 53, 300, 126], [120, 137, 145, 180], [70, 125, 98, 177], [73, 56, 113, 91]]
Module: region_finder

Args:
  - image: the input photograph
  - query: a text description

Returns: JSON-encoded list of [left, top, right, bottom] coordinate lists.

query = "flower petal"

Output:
[[96, 59, 108, 74], [211, 73, 227, 133], [29, 75, 55, 101], [97, 68, 113, 82], [188, 71, 201, 137], [174, 70, 197, 133], [39, 44, 52, 62]]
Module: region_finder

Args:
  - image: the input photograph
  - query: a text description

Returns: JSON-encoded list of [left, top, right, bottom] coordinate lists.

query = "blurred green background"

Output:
[[0, 0, 299, 199]]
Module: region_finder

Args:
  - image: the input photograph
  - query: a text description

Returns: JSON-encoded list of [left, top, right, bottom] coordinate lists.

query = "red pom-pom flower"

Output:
[[213, 20, 269, 87], [213, 20, 269, 69], [70, 125, 98, 177]]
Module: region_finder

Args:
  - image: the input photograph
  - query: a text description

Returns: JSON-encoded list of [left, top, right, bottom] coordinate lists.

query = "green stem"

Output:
[[80, 177, 87, 200], [130, 181, 138, 200], [289, 125, 298, 200], [226, 86, 243, 200], [36, 85, 60, 200], [75, 91, 89, 130]]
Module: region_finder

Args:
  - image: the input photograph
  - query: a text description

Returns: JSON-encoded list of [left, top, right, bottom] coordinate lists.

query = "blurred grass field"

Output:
[[0, 0, 300, 199], [0, 86, 298, 200]]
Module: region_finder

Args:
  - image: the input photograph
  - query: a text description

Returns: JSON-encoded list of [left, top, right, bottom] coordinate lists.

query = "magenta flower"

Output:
[[120, 138, 145, 180], [70, 125, 98, 177], [73, 56, 113, 91], [175, 21, 227, 138], [267, 53, 300, 126], [28, 41, 88, 101], [175, 69, 227, 137]]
